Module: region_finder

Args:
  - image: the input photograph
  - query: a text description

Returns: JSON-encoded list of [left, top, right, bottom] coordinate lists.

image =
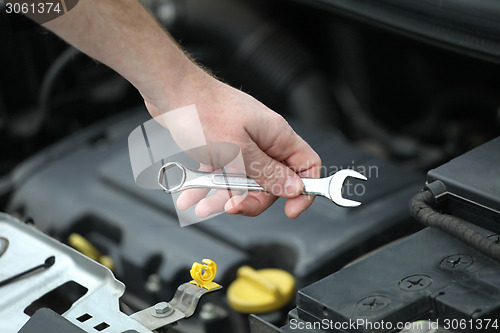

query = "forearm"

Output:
[[41, 0, 321, 218], [43, 0, 209, 110]]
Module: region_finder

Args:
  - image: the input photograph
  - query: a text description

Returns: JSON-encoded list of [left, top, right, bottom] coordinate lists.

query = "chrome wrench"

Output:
[[158, 162, 367, 207]]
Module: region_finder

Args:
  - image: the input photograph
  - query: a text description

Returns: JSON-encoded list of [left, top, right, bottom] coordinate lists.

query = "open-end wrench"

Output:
[[158, 162, 367, 207]]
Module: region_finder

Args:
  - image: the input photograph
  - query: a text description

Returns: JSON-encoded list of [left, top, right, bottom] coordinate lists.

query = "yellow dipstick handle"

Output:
[[190, 259, 220, 290], [68, 233, 114, 271]]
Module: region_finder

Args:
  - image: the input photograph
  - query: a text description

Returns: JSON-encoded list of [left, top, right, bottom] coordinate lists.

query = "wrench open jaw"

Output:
[[158, 162, 367, 208], [328, 169, 367, 207], [298, 169, 367, 207]]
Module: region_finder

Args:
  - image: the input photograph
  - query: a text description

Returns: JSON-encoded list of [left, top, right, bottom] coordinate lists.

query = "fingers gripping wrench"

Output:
[[158, 162, 367, 207]]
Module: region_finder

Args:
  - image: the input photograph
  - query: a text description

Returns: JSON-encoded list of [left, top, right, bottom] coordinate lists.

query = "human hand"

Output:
[[42, 0, 320, 217], [143, 67, 321, 218]]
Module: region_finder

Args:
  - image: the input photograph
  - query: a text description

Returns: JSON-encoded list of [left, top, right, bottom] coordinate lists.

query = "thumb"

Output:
[[245, 148, 303, 198]]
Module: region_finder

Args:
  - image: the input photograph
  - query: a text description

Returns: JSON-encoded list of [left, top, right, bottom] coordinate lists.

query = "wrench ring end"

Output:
[[158, 162, 187, 194]]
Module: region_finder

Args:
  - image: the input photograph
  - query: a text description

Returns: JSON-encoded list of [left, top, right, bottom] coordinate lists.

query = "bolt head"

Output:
[[199, 303, 227, 321], [145, 274, 162, 293], [155, 302, 171, 314]]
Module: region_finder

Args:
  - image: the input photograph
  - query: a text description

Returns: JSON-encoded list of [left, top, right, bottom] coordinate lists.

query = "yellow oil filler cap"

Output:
[[227, 266, 295, 313]]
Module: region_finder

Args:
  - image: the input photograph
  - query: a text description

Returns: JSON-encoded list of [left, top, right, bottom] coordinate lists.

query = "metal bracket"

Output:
[[130, 282, 222, 331]]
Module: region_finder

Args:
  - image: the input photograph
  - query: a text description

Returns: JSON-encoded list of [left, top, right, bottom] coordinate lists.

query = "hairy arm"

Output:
[[42, 0, 321, 218]]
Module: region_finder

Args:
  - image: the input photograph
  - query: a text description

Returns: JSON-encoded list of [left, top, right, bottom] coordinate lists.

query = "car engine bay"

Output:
[[1, 0, 500, 332]]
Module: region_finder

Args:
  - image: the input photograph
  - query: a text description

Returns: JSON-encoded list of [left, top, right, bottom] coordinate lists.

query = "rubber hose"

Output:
[[174, 0, 338, 126], [37, 46, 81, 131], [410, 190, 500, 263]]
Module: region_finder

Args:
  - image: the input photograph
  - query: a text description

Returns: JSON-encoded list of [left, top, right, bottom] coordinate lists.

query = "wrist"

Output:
[[140, 56, 219, 112]]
